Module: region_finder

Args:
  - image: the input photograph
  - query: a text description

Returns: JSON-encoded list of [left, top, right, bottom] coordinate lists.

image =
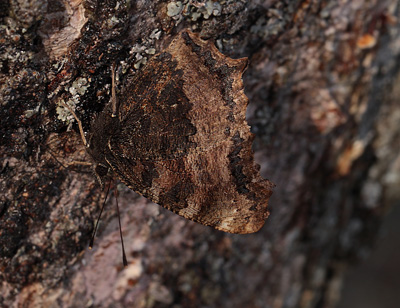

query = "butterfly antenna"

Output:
[[111, 63, 118, 117], [114, 187, 128, 267], [89, 182, 111, 249]]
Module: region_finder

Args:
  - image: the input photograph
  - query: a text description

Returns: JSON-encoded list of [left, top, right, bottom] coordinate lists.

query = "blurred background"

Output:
[[339, 204, 400, 308]]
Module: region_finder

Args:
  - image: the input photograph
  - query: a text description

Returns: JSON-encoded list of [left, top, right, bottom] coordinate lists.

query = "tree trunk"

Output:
[[1, 0, 400, 307]]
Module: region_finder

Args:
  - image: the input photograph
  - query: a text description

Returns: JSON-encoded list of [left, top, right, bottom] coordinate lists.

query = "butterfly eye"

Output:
[[95, 164, 108, 177]]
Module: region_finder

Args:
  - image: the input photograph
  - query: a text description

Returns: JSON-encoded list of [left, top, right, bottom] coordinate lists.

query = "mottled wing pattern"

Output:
[[106, 30, 274, 234]]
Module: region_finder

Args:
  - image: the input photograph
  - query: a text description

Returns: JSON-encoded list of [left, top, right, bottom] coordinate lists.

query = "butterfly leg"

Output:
[[58, 100, 88, 147]]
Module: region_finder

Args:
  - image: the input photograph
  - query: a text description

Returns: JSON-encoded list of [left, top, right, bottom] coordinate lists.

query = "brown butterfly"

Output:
[[66, 30, 274, 234]]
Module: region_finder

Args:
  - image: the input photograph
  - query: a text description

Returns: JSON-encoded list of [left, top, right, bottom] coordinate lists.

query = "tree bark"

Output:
[[1, 0, 400, 307]]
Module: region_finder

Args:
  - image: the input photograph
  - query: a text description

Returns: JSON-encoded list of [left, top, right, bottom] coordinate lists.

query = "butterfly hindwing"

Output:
[[104, 30, 274, 234]]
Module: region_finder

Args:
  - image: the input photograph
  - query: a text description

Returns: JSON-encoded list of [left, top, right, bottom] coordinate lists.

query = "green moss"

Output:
[[167, 1, 183, 17], [69, 77, 89, 96], [56, 94, 82, 125], [129, 29, 162, 70], [167, 0, 223, 24]]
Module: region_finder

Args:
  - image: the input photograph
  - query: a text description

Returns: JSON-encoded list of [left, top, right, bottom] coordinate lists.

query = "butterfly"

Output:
[[65, 30, 274, 235]]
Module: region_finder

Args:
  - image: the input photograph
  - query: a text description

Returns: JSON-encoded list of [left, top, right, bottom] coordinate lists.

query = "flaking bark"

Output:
[[1, 1, 400, 307]]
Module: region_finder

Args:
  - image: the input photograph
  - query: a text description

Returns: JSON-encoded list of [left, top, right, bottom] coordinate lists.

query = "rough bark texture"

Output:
[[1, 1, 400, 307]]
